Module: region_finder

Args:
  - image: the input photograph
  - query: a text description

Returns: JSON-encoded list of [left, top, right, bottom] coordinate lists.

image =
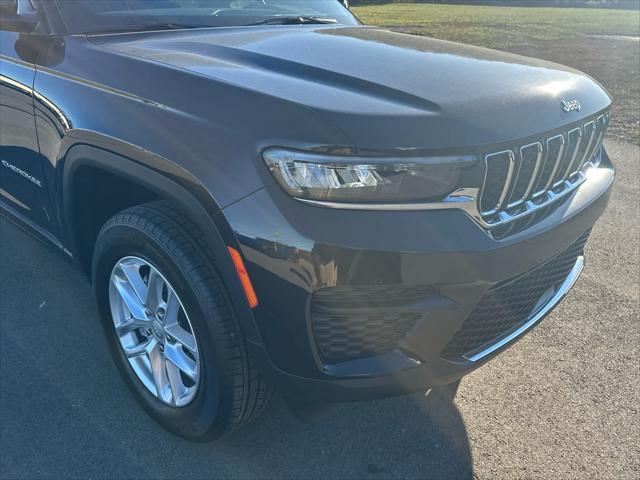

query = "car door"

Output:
[[0, 24, 55, 234]]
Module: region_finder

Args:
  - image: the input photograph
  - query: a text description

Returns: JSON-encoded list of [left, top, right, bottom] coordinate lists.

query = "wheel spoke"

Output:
[[112, 276, 149, 321], [164, 343, 198, 381], [115, 317, 150, 335], [148, 343, 171, 402], [111, 268, 149, 321], [164, 323, 197, 354], [119, 260, 149, 307], [146, 269, 166, 311], [123, 337, 157, 358], [165, 361, 186, 405], [162, 290, 181, 326]]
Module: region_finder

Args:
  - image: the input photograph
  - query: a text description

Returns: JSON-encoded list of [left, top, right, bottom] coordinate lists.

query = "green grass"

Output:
[[351, 3, 640, 49]]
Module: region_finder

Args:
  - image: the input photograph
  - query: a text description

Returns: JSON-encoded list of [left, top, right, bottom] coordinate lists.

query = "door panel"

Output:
[[0, 30, 54, 232]]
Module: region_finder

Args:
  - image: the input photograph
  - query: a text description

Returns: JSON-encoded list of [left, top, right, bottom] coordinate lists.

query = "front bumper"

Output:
[[219, 150, 614, 402]]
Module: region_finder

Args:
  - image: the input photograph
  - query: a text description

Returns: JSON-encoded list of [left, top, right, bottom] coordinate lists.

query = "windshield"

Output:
[[54, 0, 358, 34]]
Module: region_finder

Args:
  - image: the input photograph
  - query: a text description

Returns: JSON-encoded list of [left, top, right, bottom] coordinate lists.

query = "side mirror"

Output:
[[0, 0, 39, 33]]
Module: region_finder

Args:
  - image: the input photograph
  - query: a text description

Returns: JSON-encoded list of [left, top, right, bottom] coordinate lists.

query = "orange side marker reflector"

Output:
[[227, 246, 259, 308]]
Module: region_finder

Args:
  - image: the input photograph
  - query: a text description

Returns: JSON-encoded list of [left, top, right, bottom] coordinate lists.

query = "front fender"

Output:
[[61, 143, 264, 345]]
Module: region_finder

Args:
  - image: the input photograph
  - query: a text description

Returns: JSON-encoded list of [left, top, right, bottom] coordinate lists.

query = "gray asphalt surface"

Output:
[[0, 139, 638, 480]]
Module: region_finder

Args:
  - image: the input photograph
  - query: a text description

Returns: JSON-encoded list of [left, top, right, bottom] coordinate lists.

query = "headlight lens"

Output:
[[263, 148, 475, 203]]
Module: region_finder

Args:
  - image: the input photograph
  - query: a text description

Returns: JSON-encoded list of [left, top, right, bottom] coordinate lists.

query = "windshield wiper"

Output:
[[85, 23, 210, 35], [247, 16, 338, 26]]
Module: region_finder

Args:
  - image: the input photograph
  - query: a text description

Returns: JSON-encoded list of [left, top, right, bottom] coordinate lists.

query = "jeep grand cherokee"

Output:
[[0, 0, 614, 440]]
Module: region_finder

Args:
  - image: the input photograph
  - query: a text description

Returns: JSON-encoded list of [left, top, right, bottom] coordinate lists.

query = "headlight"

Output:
[[263, 148, 476, 203]]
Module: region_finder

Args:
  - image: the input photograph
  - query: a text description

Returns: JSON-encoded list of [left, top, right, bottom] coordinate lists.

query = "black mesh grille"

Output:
[[311, 285, 434, 362], [440, 230, 590, 359]]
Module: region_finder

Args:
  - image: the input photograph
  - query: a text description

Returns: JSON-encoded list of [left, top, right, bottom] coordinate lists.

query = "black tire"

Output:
[[92, 201, 272, 441]]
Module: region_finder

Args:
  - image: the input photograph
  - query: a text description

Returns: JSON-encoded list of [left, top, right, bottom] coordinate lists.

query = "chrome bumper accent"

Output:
[[464, 255, 584, 362]]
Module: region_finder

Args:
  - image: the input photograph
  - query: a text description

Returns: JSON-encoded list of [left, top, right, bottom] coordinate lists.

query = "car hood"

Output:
[[92, 25, 611, 151]]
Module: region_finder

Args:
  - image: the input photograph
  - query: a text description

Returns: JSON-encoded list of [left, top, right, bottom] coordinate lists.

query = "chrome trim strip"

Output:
[[0, 74, 71, 131], [531, 140, 552, 197], [479, 150, 515, 214], [580, 120, 597, 169], [505, 150, 523, 207], [588, 147, 603, 169], [0, 198, 72, 256], [33, 90, 71, 132], [0, 74, 33, 96], [583, 114, 607, 169], [489, 171, 586, 226], [544, 134, 567, 190], [562, 127, 584, 179], [495, 150, 516, 211], [297, 187, 479, 212], [299, 169, 587, 230], [464, 256, 584, 362], [521, 142, 544, 200], [478, 155, 491, 212]]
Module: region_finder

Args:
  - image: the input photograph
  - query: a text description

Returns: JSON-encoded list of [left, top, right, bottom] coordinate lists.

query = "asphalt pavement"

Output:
[[1, 139, 638, 479]]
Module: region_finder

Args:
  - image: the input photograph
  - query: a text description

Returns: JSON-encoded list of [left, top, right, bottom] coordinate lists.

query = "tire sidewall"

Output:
[[93, 221, 234, 441]]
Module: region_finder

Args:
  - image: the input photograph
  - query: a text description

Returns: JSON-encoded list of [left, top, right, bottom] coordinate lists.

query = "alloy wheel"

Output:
[[108, 257, 200, 407]]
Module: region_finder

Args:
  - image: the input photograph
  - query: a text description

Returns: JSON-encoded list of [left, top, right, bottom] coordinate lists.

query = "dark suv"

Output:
[[0, 0, 614, 441]]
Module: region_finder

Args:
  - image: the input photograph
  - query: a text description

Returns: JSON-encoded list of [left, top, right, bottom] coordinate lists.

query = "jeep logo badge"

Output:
[[561, 99, 582, 113]]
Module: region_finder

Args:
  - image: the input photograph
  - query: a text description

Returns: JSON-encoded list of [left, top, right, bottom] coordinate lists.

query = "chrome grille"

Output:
[[479, 113, 609, 227]]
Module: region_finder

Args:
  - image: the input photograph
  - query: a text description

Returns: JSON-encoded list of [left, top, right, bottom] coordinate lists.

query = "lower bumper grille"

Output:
[[440, 230, 591, 360], [311, 285, 434, 363]]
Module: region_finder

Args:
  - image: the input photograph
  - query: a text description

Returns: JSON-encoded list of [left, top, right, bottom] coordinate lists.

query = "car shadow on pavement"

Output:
[[225, 382, 473, 479], [0, 217, 472, 480]]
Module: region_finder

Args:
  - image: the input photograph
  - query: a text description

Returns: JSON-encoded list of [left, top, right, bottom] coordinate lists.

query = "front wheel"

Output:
[[92, 201, 272, 441]]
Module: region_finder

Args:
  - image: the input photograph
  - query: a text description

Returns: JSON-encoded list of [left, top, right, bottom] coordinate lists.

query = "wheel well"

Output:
[[69, 166, 160, 276]]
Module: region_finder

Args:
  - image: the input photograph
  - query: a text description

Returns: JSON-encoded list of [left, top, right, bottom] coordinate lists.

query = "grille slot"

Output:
[[508, 142, 542, 204], [552, 128, 581, 188], [311, 285, 434, 363], [478, 113, 609, 228], [480, 151, 514, 213], [534, 134, 566, 194], [440, 230, 590, 359], [588, 115, 609, 166]]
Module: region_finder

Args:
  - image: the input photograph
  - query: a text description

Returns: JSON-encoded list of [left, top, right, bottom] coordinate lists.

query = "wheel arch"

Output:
[[61, 143, 263, 344]]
